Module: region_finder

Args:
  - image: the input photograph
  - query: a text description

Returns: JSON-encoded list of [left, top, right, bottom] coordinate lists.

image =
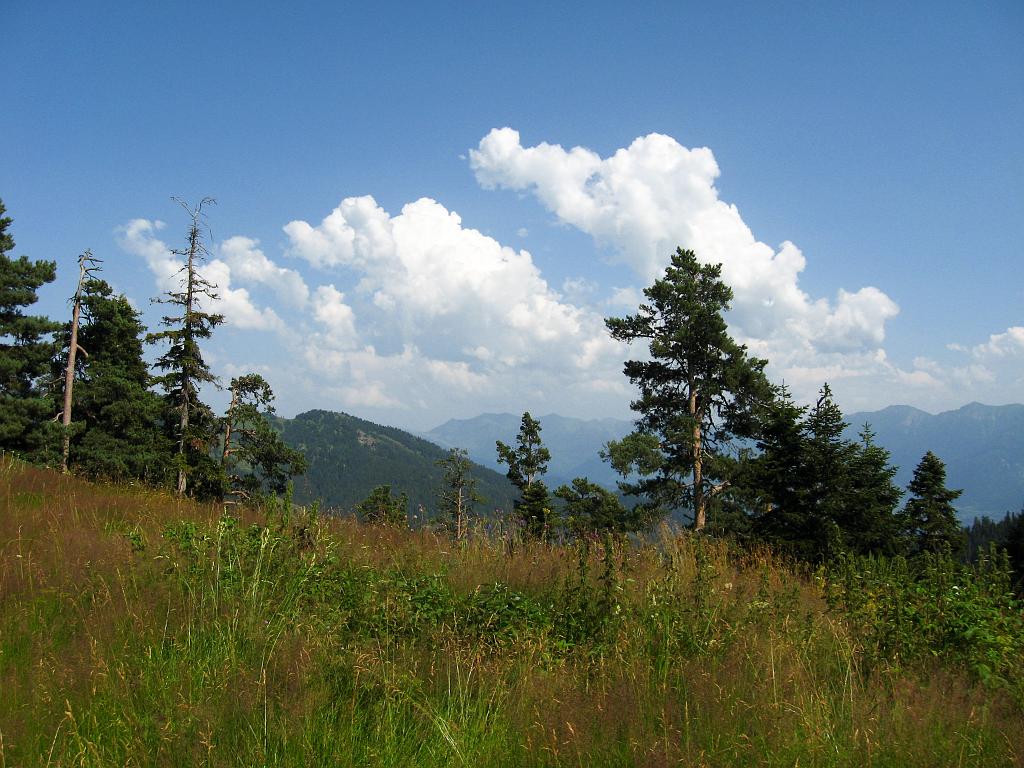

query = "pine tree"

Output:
[[146, 198, 225, 498], [221, 373, 306, 503], [750, 386, 814, 552], [55, 278, 173, 481], [604, 248, 771, 531], [496, 412, 553, 538], [843, 426, 903, 555], [555, 477, 635, 536], [356, 485, 408, 526], [752, 386, 902, 560], [902, 451, 964, 555], [435, 447, 483, 541], [0, 198, 60, 455]]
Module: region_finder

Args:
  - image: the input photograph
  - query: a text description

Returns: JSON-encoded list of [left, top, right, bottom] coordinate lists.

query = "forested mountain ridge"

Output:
[[277, 409, 516, 517]]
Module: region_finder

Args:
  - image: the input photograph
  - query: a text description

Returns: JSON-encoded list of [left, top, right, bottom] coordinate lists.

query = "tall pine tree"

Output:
[[55, 278, 173, 481], [902, 451, 964, 556], [497, 412, 553, 539], [221, 373, 306, 503], [0, 198, 59, 455], [604, 248, 771, 531], [147, 198, 225, 498]]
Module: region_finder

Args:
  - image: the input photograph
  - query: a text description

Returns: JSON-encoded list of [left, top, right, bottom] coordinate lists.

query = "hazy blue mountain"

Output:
[[846, 402, 1024, 522], [277, 410, 516, 519], [424, 412, 634, 489], [428, 403, 1024, 523]]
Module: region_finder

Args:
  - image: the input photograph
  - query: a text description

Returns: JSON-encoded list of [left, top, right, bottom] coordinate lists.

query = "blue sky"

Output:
[[3, 1, 1022, 430]]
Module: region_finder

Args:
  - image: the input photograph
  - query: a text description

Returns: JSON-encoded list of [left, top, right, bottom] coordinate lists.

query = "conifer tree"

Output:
[[844, 426, 903, 555], [750, 386, 814, 551], [753, 385, 902, 560], [555, 477, 635, 535], [147, 198, 224, 498], [604, 248, 771, 531], [221, 373, 306, 503], [902, 451, 964, 555], [0, 198, 60, 454], [497, 412, 553, 538], [356, 485, 408, 526], [435, 447, 483, 541], [54, 278, 172, 481]]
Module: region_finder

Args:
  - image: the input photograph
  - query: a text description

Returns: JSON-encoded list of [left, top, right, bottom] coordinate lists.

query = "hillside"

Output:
[[2, 457, 1021, 766], [846, 402, 1024, 520], [277, 409, 516, 517], [425, 412, 634, 488]]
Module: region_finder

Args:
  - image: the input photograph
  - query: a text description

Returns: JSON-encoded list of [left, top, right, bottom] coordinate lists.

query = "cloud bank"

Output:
[[115, 128, 1022, 425]]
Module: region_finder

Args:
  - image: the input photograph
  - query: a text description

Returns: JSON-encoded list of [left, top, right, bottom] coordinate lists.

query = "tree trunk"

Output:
[[176, 222, 201, 497], [690, 380, 705, 531], [61, 251, 97, 474], [61, 292, 82, 474]]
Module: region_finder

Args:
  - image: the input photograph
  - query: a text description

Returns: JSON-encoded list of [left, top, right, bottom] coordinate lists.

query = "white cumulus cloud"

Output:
[[469, 128, 900, 373]]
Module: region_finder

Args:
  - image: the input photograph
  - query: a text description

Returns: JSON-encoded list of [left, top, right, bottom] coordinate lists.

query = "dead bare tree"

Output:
[[59, 249, 102, 474]]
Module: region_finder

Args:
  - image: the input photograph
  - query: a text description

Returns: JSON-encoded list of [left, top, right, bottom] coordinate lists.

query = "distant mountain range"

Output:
[[426, 404, 1024, 523], [274, 404, 1023, 524], [276, 410, 516, 518], [424, 413, 634, 489], [844, 402, 1024, 522]]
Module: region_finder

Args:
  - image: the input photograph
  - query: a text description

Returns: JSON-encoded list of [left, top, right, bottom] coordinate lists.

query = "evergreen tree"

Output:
[[0, 198, 60, 456], [902, 451, 964, 555], [221, 373, 306, 502], [1003, 510, 1024, 587], [435, 447, 483, 541], [55, 278, 173, 481], [843, 426, 903, 555], [604, 248, 771, 531], [555, 477, 635, 536], [146, 198, 224, 498], [496, 412, 553, 538], [750, 387, 814, 552], [355, 485, 408, 526], [752, 386, 902, 560]]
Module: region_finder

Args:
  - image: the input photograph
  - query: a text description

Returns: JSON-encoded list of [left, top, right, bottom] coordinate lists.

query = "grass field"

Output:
[[1, 455, 1022, 766]]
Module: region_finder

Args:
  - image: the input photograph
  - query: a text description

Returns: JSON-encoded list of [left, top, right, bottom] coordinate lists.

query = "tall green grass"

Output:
[[1, 455, 1021, 766]]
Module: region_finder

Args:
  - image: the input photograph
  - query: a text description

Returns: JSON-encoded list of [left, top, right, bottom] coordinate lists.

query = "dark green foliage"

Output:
[[826, 549, 1023, 691], [0, 199, 59, 454], [146, 198, 225, 498], [604, 248, 772, 531], [495, 412, 550, 489], [843, 426, 904, 555], [435, 447, 483, 539], [903, 450, 964, 556], [221, 374, 306, 502], [966, 511, 1019, 562], [355, 485, 408, 526], [55, 279, 173, 481], [277, 409, 515, 516], [515, 479, 553, 539], [1005, 511, 1024, 587], [497, 412, 554, 538], [555, 477, 635, 535], [752, 385, 903, 561]]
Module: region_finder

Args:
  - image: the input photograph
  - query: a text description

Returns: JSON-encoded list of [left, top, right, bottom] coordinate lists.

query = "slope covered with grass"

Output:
[[1, 456, 1022, 766]]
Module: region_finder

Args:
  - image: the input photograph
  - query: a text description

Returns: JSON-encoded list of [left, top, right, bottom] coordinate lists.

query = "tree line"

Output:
[[3, 196, 1022, 571], [0, 197, 304, 502], [471, 249, 1023, 571]]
